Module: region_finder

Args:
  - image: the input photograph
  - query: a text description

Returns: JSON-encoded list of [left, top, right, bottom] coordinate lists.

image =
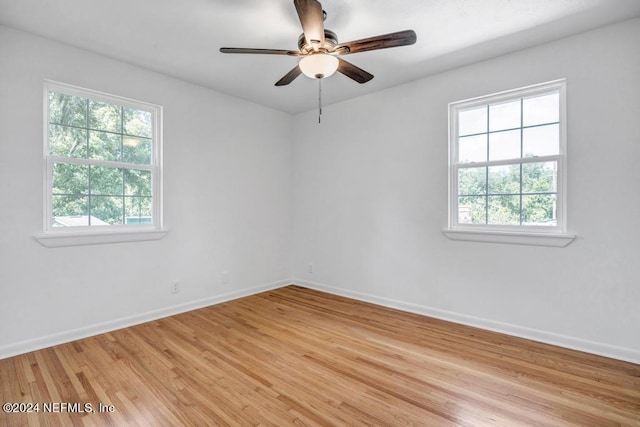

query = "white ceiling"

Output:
[[1, 0, 639, 114]]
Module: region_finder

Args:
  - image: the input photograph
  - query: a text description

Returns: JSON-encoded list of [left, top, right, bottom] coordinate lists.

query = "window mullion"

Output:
[[86, 99, 91, 226], [121, 106, 126, 225], [457, 154, 560, 169], [519, 97, 524, 225], [48, 156, 153, 171], [485, 105, 490, 224], [88, 164, 92, 226]]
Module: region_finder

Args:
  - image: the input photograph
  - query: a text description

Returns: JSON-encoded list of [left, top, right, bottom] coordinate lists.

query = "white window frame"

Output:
[[444, 79, 574, 247], [35, 81, 166, 247]]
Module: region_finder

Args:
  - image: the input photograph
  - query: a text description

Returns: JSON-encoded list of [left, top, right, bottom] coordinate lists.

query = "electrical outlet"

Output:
[[221, 271, 230, 284], [171, 281, 180, 294], [308, 263, 313, 273]]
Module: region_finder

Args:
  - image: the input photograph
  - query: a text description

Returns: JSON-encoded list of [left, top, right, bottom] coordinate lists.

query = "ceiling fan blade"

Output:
[[275, 65, 303, 86], [335, 30, 417, 55], [294, 0, 325, 50], [220, 47, 301, 56], [337, 58, 373, 84]]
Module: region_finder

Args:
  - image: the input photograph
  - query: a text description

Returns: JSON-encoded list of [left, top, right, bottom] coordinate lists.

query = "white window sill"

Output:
[[34, 228, 168, 248], [443, 229, 575, 247]]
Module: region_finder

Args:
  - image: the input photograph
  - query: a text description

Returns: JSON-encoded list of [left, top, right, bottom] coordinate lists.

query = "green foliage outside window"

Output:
[[49, 91, 154, 227], [458, 161, 557, 226]]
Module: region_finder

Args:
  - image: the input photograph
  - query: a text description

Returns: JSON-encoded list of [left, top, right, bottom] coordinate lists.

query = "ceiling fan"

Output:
[[219, 0, 417, 87]]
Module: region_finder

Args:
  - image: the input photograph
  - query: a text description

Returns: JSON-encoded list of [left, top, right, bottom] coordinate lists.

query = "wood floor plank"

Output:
[[1, 285, 639, 426]]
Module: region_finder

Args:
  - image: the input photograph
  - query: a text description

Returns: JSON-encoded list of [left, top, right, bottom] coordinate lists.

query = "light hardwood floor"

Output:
[[1, 285, 639, 426]]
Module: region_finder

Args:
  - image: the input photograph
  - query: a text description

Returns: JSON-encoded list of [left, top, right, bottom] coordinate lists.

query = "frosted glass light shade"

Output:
[[299, 54, 339, 79]]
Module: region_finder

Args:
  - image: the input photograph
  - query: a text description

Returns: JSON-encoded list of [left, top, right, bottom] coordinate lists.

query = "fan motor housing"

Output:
[[298, 30, 339, 54]]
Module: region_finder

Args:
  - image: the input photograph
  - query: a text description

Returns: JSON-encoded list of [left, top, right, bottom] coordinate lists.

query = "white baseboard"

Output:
[[0, 279, 291, 360], [294, 279, 640, 365], [4, 278, 638, 365]]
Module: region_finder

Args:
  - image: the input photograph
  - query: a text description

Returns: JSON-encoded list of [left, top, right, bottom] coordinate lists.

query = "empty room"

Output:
[[1, 0, 639, 425]]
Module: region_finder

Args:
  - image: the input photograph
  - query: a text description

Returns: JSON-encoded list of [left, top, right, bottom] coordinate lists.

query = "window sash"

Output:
[[452, 159, 561, 228]]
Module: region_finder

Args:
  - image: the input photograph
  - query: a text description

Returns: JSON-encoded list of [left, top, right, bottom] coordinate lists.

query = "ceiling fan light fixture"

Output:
[[299, 53, 338, 79]]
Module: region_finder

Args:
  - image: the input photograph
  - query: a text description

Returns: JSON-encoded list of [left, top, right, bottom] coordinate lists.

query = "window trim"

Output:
[[36, 80, 166, 247], [445, 79, 574, 247]]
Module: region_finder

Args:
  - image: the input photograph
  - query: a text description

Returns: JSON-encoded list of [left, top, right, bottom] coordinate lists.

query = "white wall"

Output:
[[0, 26, 293, 357], [292, 18, 640, 363], [2, 18, 639, 364]]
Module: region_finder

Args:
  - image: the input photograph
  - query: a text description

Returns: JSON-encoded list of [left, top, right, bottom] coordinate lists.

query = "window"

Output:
[[446, 80, 573, 246], [38, 81, 165, 247]]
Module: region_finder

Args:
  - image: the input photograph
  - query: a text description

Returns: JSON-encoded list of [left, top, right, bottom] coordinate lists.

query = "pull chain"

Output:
[[318, 78, 322, 124]]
